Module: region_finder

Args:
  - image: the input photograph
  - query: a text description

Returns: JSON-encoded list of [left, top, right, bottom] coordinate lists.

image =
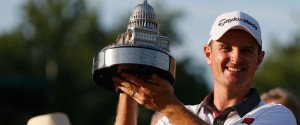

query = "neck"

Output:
[[213, 85, 250, 112]]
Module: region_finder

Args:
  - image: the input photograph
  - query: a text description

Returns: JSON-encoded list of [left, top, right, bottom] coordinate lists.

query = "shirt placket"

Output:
[[213, 108, 234, 125]]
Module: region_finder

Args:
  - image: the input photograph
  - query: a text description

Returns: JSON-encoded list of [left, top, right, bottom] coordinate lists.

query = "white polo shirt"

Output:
[[157, 89, 296, 125]]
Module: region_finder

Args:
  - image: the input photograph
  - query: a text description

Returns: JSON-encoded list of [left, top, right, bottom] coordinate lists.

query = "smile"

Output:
[[227, 67, 242, 72]]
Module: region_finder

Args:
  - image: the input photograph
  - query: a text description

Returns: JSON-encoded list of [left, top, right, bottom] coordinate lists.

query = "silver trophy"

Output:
[[92, 0, 176, 91]]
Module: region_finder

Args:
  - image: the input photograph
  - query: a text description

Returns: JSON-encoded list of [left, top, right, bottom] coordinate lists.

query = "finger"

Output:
[[121, 73, 150, 88], [118, 86, 134, 97], [132, 94, 143, 104], [113, 79, 125, 93], [118, 86, 142, 102], [151, 74, 171, 88], [113, 77, 121, 93], [112, 76, 135, 90], [113, 82, 121, 93]]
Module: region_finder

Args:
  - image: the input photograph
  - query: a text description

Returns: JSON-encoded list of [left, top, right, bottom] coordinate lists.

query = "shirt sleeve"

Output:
[[156, 116, 171, 125], [155, 104, 203, 125], [250, 104, 297, 125]]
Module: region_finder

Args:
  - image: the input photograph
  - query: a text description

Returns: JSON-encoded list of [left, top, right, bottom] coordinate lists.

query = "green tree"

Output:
[[0, 0, 209, 124], [0, 0, 115, 124], [253, 31, 300, 100]]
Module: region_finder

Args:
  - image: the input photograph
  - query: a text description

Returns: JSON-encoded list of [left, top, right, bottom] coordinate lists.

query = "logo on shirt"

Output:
[[240, 118, 255, 124]]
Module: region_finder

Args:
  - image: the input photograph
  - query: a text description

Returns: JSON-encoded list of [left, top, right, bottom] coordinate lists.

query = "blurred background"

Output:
[[0, 0, 299, 124]]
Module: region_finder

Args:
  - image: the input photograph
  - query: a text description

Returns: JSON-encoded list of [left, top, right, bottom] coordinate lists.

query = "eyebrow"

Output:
[[217, 42, 258, 50], [217, 42, 231, 47], [243, 46, 256, 50]]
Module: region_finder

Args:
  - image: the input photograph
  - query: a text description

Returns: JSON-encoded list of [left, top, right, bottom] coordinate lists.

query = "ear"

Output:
[[256, 51, 265, 70], [204, 44, 212, 65]]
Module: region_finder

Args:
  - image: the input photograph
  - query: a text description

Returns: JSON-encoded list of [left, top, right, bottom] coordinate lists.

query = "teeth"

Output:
[[228, 67, 241, 72]]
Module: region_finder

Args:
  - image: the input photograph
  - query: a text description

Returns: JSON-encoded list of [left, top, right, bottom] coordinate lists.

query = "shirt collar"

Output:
[[232, 88, 261, 117], [200, 88, 261, 118]]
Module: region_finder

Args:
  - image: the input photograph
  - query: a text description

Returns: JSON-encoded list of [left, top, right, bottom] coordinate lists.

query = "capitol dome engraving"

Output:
[[116, 0, 169, 52]]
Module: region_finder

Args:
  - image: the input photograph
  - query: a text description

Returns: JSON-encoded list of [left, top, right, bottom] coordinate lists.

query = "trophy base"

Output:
[[92, 45, 176, 92], [93, 64, 175, 91]]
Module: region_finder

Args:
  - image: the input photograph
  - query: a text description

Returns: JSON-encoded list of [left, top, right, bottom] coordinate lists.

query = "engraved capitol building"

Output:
[[115, 0, 170, 52]]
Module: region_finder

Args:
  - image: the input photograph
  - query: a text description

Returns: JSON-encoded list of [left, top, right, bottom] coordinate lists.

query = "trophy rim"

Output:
[[92, 46, 176, 91], [94, 45, 175, 73]]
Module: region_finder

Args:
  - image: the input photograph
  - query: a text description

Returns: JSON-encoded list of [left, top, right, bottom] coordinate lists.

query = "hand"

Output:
[[113, 73, 206, 125], [112, 73, 178, 112]]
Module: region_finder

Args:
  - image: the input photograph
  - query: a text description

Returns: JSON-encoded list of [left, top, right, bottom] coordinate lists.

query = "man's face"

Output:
[[204, 29, 264, 88]]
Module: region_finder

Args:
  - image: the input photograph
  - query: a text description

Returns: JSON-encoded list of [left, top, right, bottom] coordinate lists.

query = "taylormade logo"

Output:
[[218, 17, 258, 30]]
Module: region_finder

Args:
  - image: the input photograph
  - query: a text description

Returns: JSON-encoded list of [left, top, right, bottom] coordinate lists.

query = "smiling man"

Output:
[[113, 11, 297, 125]]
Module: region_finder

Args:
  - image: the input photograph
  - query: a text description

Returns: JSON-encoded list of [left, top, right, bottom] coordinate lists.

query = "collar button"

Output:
[[215, 119, 221, 124]]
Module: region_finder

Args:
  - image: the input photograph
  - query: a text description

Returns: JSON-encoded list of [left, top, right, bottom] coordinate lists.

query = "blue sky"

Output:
[[1, 0, 300, 58], [95, 0, 300, 61], [1, 0, 300, 85]]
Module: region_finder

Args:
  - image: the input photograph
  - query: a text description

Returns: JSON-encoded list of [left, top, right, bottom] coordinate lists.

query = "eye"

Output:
[[241, 48, 255, 55], [220, 45, 232, 52]]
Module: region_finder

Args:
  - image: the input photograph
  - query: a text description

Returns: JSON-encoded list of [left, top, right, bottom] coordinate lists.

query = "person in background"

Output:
[[113, 11, 297, 125], [261, 87, 300, 125]]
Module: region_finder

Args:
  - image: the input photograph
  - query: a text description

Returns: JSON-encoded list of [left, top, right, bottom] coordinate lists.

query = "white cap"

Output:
[[27, 112, 71, 125], [208, 11, 262, 46]]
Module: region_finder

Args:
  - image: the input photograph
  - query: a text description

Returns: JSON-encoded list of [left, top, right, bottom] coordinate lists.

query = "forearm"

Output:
[[115, 93, 138, 125], [161, 101, 208, 125]]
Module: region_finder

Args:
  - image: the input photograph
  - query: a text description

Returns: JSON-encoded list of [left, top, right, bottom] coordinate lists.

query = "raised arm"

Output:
[[114, 93, 138, 125], [113, 73, 208, 125]]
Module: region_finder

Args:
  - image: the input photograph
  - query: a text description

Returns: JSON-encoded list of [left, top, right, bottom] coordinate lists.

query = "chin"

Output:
[[225, 78, 245, 86]]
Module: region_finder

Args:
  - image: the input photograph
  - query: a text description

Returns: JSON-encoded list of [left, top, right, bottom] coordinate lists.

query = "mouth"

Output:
[[226, 66, 242, 72]]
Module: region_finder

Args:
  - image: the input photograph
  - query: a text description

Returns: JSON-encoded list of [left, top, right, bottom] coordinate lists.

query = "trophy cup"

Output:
[[92, 0, 176, 91]]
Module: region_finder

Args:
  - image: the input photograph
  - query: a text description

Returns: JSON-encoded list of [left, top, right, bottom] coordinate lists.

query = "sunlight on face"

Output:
[[205, 29, 264, 89]]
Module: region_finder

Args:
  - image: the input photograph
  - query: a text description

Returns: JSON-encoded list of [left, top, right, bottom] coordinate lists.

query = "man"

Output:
[[113, 11, 297, 125]]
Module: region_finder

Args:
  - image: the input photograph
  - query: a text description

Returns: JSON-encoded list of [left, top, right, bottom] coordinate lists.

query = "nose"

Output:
[[230, 48, 242, 64]]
